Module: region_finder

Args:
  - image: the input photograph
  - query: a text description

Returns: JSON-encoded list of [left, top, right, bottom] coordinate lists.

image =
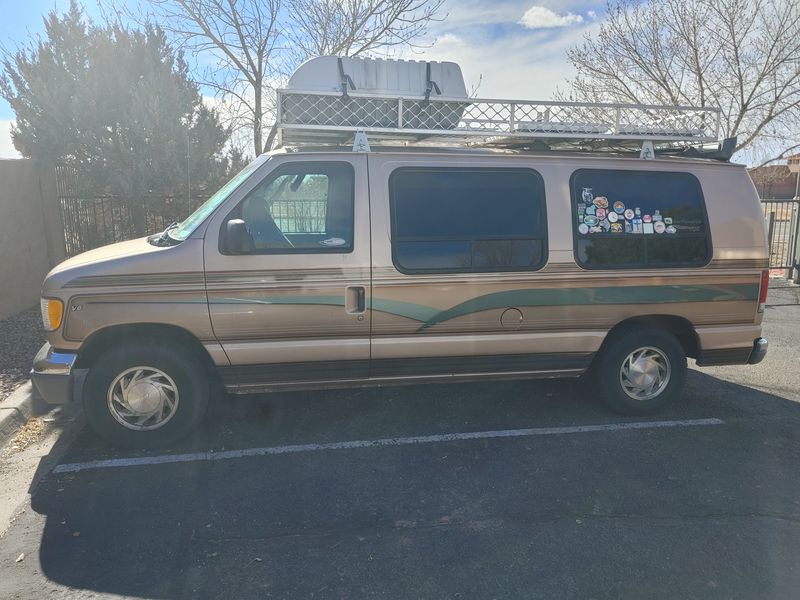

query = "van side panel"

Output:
[[368, 153, 765, 377]]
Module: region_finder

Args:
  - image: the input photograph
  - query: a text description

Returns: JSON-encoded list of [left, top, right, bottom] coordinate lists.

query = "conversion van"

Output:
[[31, 57, 769, 447]]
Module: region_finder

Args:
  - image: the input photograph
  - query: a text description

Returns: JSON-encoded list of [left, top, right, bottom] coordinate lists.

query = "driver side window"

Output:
[[230, 161, 354, 254]]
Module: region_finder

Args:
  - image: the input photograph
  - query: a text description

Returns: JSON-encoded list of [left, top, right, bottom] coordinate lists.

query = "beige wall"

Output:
[[0, 159, 66, 320]]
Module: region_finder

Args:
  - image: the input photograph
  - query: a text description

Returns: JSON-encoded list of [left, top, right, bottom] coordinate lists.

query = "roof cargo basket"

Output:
[[277, 56, 723, 156]]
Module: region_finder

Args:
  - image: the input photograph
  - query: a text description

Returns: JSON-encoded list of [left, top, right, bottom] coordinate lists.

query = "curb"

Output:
[[0, 382, 53, 448]]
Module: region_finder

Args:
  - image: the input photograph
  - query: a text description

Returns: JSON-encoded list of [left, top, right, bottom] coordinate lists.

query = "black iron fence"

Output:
[[271, 199, 327, 233], [56, 165, 206, 256], [762, 199, 799, 275]]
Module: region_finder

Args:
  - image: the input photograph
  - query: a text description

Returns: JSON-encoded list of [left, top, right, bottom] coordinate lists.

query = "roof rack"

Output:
[[276, 58, 723, 157]]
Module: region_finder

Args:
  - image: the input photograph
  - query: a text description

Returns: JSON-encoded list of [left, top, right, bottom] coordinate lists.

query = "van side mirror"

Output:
[[225, 219, 255, 254]]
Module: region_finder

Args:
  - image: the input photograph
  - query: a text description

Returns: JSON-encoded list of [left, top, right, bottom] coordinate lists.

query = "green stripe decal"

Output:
[[418, 284, 759, 330], [210, 283, 758, 331], [369, 298, 441, 322], [215, 295, 345, 307]]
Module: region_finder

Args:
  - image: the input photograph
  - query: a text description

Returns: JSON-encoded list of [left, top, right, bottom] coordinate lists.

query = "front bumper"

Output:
[[748, 337, 768, 365], [30, 342, 78, 404]]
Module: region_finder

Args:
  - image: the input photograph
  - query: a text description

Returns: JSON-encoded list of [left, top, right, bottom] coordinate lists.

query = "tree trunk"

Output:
[[264, 122, 279, 152]]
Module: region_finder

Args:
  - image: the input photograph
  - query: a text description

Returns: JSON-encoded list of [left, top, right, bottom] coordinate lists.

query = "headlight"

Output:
[[40, 298, 64, 331]]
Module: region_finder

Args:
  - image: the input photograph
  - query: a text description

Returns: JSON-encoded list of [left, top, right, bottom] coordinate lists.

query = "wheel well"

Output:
[[601, 315, 698, 359], [75, 323, 217, 372]]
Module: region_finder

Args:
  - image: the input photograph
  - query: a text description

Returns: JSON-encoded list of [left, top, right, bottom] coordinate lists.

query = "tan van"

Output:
[[31, 58, 769, 447]]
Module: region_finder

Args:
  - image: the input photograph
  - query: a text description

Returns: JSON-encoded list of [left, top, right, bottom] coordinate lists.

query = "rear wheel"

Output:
[[592, 328, 687, 415], [82, 343, 210, 448]]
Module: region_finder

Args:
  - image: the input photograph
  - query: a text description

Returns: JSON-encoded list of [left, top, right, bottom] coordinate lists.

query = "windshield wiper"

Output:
[[149, 221, 180, 246]]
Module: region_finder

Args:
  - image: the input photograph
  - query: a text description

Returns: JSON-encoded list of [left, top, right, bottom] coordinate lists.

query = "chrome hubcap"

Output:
[[107, 367, 179, 431], [619, 347, 671, 401]]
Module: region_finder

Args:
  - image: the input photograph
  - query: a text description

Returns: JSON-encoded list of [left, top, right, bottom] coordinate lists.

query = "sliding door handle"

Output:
[[345, 286, 366, 314]]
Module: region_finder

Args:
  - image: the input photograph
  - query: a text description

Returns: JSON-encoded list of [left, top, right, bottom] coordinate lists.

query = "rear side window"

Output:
[[390, 168, 548, 273], [571, 169, 711, 269]]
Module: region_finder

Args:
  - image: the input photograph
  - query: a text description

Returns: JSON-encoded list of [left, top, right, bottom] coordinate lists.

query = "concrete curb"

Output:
[[0, 382, 53, 448]]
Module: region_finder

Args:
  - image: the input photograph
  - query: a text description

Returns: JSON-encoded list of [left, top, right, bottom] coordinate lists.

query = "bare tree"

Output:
[[286, 0, 443, 58], [559, 0, 800, 161], [748, 163, 790, 197], [113, 0, 444, 156]]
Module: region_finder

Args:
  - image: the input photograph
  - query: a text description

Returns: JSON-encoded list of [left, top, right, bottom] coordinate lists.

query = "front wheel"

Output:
[[82, 343, 210, 448], [592, 328, 687, 415]]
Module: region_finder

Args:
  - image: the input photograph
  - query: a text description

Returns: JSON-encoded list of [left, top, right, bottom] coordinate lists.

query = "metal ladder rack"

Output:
[[276, 88, 722, 151]]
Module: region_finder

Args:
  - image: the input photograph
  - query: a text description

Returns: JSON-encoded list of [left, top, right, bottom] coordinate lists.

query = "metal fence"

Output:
[[271, 199, 327, 233], [56, 165, 205, 256], [762, 199, 799, 276]]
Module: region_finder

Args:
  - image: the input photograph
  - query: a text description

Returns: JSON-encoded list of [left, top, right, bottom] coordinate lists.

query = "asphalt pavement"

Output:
[[1, 283, 799, 599]]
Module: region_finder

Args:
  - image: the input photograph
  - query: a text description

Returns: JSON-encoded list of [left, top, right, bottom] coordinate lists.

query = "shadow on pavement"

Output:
[[18, 372, 800, 599]]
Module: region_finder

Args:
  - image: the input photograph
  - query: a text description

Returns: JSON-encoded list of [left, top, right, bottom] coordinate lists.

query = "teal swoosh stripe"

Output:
[[209, 283, 758, 331], [419, 284, 759, 330], [369, 298, 440, 322]]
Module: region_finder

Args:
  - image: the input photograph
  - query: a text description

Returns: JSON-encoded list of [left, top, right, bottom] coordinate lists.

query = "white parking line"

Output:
[[53, 418, 724, 475]]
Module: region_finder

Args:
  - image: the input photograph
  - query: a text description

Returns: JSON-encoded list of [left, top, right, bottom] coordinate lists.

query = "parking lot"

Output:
[[1, 284, 799, 599]]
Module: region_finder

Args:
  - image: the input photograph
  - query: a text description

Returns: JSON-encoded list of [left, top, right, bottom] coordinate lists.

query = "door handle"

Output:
[[345, 286, 366, 314]]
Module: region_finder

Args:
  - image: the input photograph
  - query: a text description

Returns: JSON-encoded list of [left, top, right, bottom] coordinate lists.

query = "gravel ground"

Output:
[[0, 306, 45, 402]]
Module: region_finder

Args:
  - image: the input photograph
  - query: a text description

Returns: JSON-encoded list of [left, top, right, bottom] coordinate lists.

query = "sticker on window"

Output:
[[320, 237, 347, 247]]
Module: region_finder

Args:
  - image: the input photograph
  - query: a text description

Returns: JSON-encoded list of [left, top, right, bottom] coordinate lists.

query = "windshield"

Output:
[[171, 156, 267, 241]]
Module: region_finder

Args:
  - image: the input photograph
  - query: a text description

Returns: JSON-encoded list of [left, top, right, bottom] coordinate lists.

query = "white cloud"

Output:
[[439, 2, 529, 27], [519, 6, 584, 29], [409, 14, 601, 101], [0, 121, 20, 159]]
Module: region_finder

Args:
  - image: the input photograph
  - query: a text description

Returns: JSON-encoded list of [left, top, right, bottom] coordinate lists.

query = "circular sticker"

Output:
[[578, 223, 589, 234], [654, 221, 666, 234], [624, 209, 635, 220], [666, 225, 677, 234], [643, 214, 653, 223], [584, 215, 598, 226], [593, 196, 609, 209], [596, 208, 607, 220], [613, 201, 625, 214], [607, 211, 619, 223]]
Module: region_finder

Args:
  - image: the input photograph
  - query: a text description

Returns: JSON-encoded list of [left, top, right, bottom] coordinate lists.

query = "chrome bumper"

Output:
[[30, 343, 78, 404], [748, 338, 768, 365]]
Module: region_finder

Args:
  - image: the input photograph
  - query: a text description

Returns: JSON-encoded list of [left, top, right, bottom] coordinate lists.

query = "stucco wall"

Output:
[[0, 159, 66, 320]]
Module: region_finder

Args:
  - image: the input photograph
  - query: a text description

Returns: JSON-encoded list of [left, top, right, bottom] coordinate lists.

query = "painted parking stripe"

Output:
[[53, 418, 724, 475]]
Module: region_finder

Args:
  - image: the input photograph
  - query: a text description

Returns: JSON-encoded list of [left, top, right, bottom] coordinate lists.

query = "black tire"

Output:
[[82, 342, 210, 448], [592, 327, 687, 415]]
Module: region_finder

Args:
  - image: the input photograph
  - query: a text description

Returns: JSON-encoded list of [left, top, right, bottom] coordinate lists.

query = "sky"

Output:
[[0, 0, 605, 159]]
